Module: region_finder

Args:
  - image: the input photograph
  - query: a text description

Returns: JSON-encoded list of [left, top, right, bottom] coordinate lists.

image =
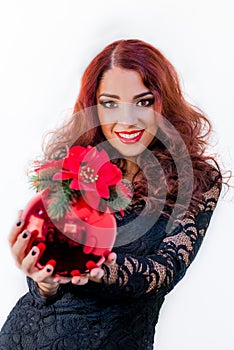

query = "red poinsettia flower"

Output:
[[53, 146, 122, 209], [52, 146, 91, 185]]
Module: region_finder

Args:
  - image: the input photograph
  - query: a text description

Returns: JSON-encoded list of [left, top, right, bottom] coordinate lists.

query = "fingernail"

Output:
[[22, 230, 29, 239], [31, 249, 38, 256], [91, 271, 98, 278], [16, 220, 21, 227]]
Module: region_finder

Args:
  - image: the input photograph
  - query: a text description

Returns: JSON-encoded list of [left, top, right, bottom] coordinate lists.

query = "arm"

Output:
[[101, 172, 222, 299]]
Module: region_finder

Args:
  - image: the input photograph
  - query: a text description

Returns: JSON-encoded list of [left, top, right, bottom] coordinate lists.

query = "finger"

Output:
[[104, 252, 117, 266], [31, 262, 56, 283], [21, 245, 41, 275], [71, 274, 89, 285], [53, 275, 71, 284], [11, 230, 31, 266], [8, 210, 25, 246], [34, 265, 71, 285], [89, 267, 104, 282]]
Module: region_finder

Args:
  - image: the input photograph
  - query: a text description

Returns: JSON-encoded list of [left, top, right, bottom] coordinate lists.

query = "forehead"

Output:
[[97, 67, 147, 97]]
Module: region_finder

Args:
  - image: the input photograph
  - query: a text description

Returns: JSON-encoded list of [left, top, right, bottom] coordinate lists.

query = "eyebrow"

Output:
[[98, 91, 153, 100]]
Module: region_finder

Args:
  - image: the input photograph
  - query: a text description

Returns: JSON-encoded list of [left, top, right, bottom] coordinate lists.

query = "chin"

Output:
[[107, 138, 151, 159], [115, 145, 147, 159]]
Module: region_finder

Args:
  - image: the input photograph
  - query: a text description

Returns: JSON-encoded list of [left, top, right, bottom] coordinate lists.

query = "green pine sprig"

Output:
[[46, 182, 81, 221], [29, 166, 61, 192], [106, 183, 132, 212], [29, 166, 82, 221], [29, 164, 132, 220]]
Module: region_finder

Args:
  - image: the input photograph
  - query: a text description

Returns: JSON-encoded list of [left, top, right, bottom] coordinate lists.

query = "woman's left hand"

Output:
[[70, 252, 117, 285]]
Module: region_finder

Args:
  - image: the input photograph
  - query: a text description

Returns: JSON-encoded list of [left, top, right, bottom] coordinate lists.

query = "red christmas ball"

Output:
[[21, 190, 117, 276]]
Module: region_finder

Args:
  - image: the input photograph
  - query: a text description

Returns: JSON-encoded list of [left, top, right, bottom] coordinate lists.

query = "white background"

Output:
[[0, 1, 234, 349]]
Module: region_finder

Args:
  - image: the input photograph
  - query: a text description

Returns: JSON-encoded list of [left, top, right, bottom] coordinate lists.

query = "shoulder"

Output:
[[200, 164, 222, 200]]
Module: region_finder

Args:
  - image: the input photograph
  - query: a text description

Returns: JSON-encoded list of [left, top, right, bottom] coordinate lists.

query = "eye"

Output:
[[99, 100, 118, 109], [136, 98, 154, 107]]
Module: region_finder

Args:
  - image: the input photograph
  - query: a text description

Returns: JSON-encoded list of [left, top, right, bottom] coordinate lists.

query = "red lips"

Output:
[[115, 130, 144, 144]]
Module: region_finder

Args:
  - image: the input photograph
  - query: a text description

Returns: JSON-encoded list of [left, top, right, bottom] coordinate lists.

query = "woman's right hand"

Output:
[[8, 210, 70, 297]]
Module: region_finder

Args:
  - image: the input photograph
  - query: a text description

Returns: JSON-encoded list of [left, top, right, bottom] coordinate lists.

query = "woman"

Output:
[[0, 39, 222, 349]]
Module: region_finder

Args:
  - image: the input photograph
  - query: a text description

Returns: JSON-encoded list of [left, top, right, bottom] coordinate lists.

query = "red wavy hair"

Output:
[[42, 39, 222, 215]]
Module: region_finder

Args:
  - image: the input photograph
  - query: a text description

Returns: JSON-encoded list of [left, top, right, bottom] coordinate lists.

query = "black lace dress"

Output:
[[0, 173, 222, 350]]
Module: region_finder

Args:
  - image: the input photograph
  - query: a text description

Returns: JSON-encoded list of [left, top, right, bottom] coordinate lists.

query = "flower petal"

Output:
[[63, 146, 88, 172], [78, 181, 97, 193], [82, 148, 110, 173], [84, 190, 101, 210], [69, 178, 80, 190], [52, 171, 74, 180], [98, 163, 122, 185], [96, 180, 110, 198]]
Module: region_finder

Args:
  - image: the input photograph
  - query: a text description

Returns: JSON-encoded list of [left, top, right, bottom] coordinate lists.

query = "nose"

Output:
[[117, 102, 138, 126]]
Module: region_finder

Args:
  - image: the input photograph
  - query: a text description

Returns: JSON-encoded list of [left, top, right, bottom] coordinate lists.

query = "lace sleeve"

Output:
[[101, 173, 222, 299]]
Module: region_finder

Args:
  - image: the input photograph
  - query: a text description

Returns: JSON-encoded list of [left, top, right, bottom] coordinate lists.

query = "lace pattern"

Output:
[[0, 170, 222, 349], [102, 171, 222, 298]]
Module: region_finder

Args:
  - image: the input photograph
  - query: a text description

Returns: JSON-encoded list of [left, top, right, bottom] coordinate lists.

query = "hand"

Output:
[[9, 210, 72, 297], [71, 252, 117, 285], [9, 211, 117, 293]]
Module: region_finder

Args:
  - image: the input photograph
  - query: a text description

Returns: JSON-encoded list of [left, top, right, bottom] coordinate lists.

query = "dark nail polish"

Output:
[[22, 231, 29, 239], [16, 221, 21, 227], [31, 250, 37, 256]]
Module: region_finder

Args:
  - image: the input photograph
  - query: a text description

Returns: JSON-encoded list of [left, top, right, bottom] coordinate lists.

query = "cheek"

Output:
[[100, 124, 113, 140], [98, 110, 115, 135], [98, 109, 112, 128], [145, 112, 158, 131]]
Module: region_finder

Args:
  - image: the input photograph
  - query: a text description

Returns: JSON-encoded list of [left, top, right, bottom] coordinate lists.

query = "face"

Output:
[[96, 67, 161, 159]]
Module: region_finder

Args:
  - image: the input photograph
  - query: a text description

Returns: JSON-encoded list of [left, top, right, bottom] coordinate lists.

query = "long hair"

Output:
[[42, 39, 223, 215]]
